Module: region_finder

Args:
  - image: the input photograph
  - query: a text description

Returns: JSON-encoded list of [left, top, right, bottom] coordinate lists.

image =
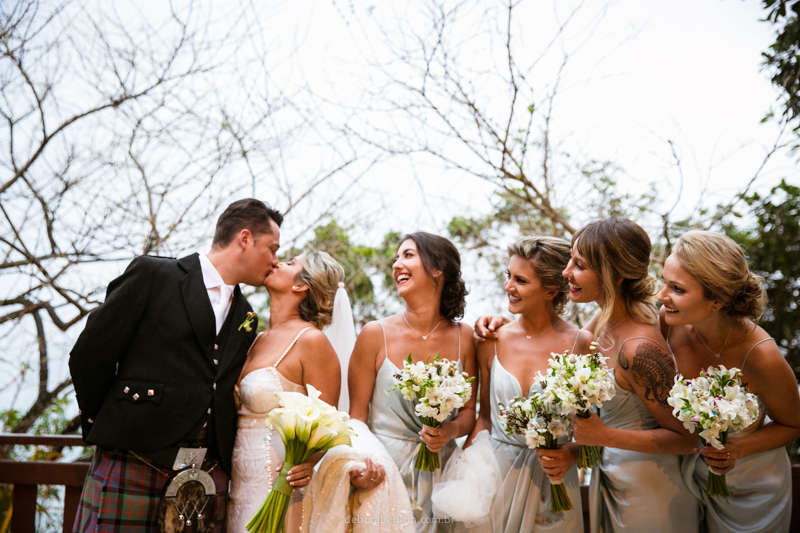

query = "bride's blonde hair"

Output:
[[297, 250, 345, 329]]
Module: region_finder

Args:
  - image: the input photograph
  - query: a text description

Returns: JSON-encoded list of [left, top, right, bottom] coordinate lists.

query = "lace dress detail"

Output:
[[225, 328, 310, 533]]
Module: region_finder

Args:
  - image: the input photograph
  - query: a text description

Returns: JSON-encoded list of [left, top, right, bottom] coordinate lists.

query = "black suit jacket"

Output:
[[69, 253, 257, 474]]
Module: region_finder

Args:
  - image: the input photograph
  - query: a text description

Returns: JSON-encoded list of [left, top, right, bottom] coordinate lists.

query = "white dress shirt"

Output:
[[198, 253, 236, 335]]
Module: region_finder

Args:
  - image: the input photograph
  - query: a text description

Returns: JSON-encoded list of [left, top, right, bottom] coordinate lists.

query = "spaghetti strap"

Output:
[[246, 331, 265, 357], [570, 329, 582, 354], [742, 337, 776, 371], [273, 327, 312, 370], [377, 320, 389, 360], [456, 322, 462, 364], [611, 336, 674, 371]]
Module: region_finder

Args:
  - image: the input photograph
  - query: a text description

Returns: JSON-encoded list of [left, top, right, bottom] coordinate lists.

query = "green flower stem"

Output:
[[543, 432, 573, 513], [576, 411, 601, 469], [550, 482, 574, 513], [416, 417, 442, 472], [702, 434, 730, 500]]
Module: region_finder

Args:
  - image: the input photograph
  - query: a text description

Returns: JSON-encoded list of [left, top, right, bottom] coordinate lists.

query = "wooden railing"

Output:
[[0, 434, 89, 533], [1, 433, 800, 533]]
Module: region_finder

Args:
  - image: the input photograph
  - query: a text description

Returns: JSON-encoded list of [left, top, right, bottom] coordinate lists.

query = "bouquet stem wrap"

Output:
[[246, 385, 355, 533], [703, 434, 730, 500], [417, 421, 441, 472], [576, 411, 602, 469], [389, 353, 475, 473], [542, 432, 573, 513], [668, 366, 759, 502]]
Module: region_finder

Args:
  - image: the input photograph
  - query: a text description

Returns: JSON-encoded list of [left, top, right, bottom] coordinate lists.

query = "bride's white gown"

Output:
[[226, 329, 309, 533]]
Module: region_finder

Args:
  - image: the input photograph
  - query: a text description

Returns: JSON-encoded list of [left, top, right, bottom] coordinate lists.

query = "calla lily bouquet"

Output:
[[246, 384, 355, 533], [534, 342, 615, 468], [389, 353, 474, 472], [500, 393, 573, 512], [668, 365, 759, 499]]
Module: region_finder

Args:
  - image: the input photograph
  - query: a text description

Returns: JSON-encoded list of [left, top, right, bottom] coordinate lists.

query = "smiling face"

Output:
[[562, 245, 601, 303], [658, 254, 717, 325], [393, 238, 439, 299], [505, 255, 557, 315]]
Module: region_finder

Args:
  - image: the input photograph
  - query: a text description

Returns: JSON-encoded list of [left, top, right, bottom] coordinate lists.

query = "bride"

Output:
[[225, 250, 344, 533]]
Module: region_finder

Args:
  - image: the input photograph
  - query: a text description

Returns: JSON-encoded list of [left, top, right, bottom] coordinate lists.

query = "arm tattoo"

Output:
[[618, 343, 676, 408]]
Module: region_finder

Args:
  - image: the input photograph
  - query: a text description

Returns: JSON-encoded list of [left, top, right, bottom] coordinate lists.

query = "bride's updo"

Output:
[[297, 250, 345, 329], [573, 218, 658, 338], [673, 230, 765, 322], [400, 232, 468, 321]]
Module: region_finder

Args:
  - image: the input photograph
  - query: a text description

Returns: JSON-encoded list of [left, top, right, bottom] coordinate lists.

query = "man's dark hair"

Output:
[[212, 199, 283, 247]]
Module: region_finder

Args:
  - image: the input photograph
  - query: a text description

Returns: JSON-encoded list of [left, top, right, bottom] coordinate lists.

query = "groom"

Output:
[[69, 198, 282, 533]]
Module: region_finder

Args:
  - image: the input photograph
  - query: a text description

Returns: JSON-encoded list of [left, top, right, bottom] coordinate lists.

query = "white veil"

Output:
[[322, 282, 356, 412]]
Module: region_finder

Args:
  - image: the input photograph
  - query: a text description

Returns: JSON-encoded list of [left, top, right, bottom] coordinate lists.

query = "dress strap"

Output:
[[570, 329, 582, 354], [273, 327, 313, 370], [456, 322, 462, 364], [377, 320, 389, 360], [611, 336, 674, 371], [742, 338, 776, 371], [246, 331, 265, 357]]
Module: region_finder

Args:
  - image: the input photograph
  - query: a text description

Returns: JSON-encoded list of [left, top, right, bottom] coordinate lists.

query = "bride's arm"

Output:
[[281, 329, 341, 490]]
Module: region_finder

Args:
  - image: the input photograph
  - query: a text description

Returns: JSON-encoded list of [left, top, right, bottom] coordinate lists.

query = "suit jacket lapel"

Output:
[[178, 254, 216, 361], [217, 286, 253, 377]]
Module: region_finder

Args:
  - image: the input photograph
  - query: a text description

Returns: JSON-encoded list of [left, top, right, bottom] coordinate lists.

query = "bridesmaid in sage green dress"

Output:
[[562, 218, 700, 533], [348, 232, 478, 533], [466, 236, 591, 533], [658, 230, 800, 533]]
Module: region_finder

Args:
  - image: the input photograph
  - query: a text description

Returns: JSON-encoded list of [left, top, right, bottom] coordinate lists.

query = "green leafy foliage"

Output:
[[281, 220, 401, 327], [762, 1, 800, 125], [723, 179, 800, 377]]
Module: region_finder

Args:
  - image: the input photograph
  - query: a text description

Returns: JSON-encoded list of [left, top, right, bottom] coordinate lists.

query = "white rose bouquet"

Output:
[[389, 353, 475, 472], [246, 384, 355, 533], [668, 365, 759, 499], [500, 393, 573, 512], [535, 342, 615, 468]]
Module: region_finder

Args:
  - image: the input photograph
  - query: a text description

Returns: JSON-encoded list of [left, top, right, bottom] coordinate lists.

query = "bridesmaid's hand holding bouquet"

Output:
[[668, 365, 759, 499], [389, 353, 474, 472], [501, 394, 573, 513], [535, 341, 616, 468]]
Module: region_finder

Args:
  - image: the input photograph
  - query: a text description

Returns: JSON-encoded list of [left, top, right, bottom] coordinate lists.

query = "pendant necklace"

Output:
[[694, 323, 735, 358], [403, 311, 444, 341], [518, 319, 560, 339]]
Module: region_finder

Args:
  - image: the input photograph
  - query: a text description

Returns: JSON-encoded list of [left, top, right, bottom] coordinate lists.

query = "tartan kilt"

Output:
[[73, 447, 229, 533]]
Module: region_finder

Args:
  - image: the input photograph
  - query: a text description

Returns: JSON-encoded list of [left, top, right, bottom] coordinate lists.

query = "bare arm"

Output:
[[300, 329, 341, 408], [700, 340, 800, 472], [347, 321, 383, 423], [572, 339, 695, 455], [464, 337, 494, 448]]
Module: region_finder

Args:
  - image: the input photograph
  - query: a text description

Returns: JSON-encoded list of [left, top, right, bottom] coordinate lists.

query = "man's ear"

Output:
[[238, 229, 254, 249]]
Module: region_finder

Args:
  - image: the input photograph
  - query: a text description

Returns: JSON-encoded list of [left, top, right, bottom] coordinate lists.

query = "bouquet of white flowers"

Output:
[[534, 342, 615, 468], [500, 394, 573, 512], [668, 365, 759, 499], [246, 385, 355, 533], [389, 353, 474, 472]]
